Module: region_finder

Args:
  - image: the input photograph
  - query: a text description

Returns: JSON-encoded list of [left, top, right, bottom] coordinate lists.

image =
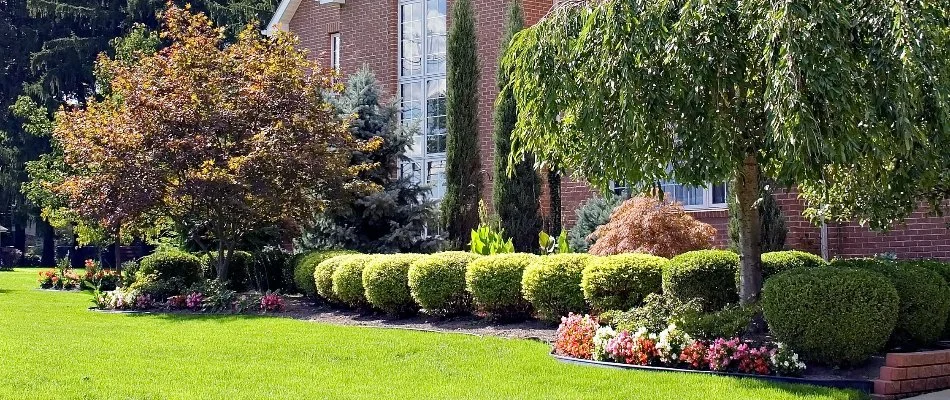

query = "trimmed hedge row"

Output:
[[663, 250, 739, 312], [293, 250, 359, 296]]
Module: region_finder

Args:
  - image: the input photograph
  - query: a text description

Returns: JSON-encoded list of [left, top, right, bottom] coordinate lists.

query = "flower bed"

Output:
[[38, 259, 118, 291], [93, 286, 286, 314], [546, 313, 877, 391]]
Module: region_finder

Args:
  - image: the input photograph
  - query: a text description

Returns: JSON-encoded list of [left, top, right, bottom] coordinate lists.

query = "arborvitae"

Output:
[[547, 170, 562, 235], [297, 67, 441, 254], [729, 179, 787, 253], [441, 0, 481, 247], [492, 1, 540, 252]]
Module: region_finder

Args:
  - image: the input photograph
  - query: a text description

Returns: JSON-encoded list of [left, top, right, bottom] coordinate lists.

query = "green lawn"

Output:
[[0, 269, 864, 400]]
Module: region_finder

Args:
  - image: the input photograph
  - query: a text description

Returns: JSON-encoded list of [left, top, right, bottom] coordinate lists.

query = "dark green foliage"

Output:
[[247, 247, 290, 292], [331, 255, 375, 308], [315, 254, 359, 302], [139, 250, 203, 287], [223, 251, 253, 291], [546, 170, 562, 235], [441, 0, 481, 246], [568, 194, 623, 253], [129, 275, 190, 300], [581, 254, 666, 312], [762, 268, 899, 366], [408, 252, 479, 315], [599, 293, 700, 334], [728, 180, 787, 253], [679, 303, 761, 340], [900, 260, 950, 339], [761, 250, 826, 279], [521, 254, 591, 321], [298, 68, 441, 254], [492, 1, 541, 253], [362, 254, 423, 316], [465, 253, 536, 320], [663, 250, 739, 312], [832, 259, 950, 347], [292, 250, 358, 296]]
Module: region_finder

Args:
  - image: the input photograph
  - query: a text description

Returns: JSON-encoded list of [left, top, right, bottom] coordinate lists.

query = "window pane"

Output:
[[400, 3, 423, 77], [425, 0, 447, 74], [660, 181, 703, 206], [426, 79, 447, 154], [401, 82, 423, 157], [711, 183, 727, 204], [426, 159, 446, 200], [400, 161, 424, 185]]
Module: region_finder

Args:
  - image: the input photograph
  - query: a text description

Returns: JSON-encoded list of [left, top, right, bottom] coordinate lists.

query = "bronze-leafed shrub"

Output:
[[588, 197, 716, 258]]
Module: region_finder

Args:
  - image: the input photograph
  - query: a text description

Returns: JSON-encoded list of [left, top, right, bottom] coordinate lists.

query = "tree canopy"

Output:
[[503, 0, 950, 302]]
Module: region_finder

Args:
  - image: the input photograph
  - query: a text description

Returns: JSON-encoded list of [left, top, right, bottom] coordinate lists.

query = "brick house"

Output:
[[265, 0, 950, 260]]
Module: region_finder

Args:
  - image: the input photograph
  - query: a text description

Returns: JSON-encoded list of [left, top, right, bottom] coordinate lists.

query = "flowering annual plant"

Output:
[[38, 268, 81, 290], [738, 346, 773, 375], [679, 340, 708, 369], [167, 295, 187, 310], [185, 292, 204, 310], [592, 326, 617, 361], [771, 343, 806, 377], [706, 337, 741, 371], [82, 259, 119, 291], [260, 292, 285, 313], [554, 313, 599, 359], [605, 330, 636, 364], [135, 294, 155, 310], [656, 324, 691, 364], [38, 269, 57, 288]]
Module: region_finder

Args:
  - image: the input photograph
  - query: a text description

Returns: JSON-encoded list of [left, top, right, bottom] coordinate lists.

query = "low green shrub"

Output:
[[521, 254, 592, 321], [679, 302, 761, 340], [581, 254, 666, 312], [248, 247, 291, 292], [363, 254, 423, 315], [315, 254, 360, 302], [408, 252, 479, 315], [760, 250, 826, 281], [128, 275, 190, 300], [294, 250, 358, 296], [331, 255, 375, 307], [599, 293, 700, 333], [195, 250, 253, 290], [762, 268, 898, 366], [663, 250, 739, 312], [832, 258, 950, 347], [898, 260, 950, 338], [139, 251, 203, 287], [465, 253, 537, 319]]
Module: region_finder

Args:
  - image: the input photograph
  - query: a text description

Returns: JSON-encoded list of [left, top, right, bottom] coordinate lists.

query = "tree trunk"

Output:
[[736, 153, 764, 304], [114, 226, 122, 276], [216, 240, 228, 282], [40, 219, 55, 267], [13, 223, 25, 253]]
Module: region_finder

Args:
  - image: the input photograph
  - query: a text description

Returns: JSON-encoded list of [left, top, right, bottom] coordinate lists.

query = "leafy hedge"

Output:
[[363, 254, 424, 315], [315, 254, 360, 302], [466, 253, 536, 319], [831, 258, 950, 347], [294, 250, 358, 296], [331, 255, 375, 307], [408, 252, 479, 315], [581, 253, 665, 312], [762, 268, 898, 366], [140, 251, 203, 287], [663, 250, 739, 312], [898, 260, 950, 338], [522, 254, 592, 321], [760, 250, 826, 281]]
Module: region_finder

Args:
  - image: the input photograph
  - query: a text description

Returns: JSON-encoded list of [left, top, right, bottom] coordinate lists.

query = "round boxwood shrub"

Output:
[[581, 253, 666, 312], [898, 260, 950, 339], [761, 250, 827, 280], [521, 254, 592, 321], [466, 253, 537, 319], [315, 254, 360, 302], [833, 259, 950, 347], [362, 254, 424, 315], [663, 250, 739, 312], [331, 255, 375, 307], [408, 252, 479, 315], [762, 268, 898, 366], [294, 250, 358, 296], [139, 250, 203, 287]]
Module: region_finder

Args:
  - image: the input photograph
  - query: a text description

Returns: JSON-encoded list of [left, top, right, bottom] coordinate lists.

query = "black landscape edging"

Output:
[[551, 353, 873, 393]]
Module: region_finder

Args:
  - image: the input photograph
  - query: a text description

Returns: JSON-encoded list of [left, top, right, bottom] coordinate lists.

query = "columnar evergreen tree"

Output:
[[298, 67, 442, 254], [546, 169, 562, 235], [728, 179, 787, 253], [440, 0, 481, 247], [492, 0, 540, 252], [503, 0, 950, 303]]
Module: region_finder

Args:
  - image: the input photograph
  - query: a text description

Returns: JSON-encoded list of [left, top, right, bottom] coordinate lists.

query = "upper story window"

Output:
[[398, 0, 447, 200], [330, 33, 341, 71], [610, 181, 728, 210]]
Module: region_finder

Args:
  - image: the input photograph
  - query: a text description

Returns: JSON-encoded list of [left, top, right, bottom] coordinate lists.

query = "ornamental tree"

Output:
[[504, 0, 950, 303], [50, 5, 369, 281]]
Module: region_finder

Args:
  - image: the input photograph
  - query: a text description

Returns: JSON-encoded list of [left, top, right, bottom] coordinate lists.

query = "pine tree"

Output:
[[440, 0, 481, 247], [297, 67, 442, 254], [729, 179, 787, 253], [492, 0, 540, 253]]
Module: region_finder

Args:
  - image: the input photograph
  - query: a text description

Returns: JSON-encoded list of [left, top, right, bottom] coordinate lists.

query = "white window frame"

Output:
[[398, 0, 448, 200], [329, 33, 341, 71], [610, 181, 729, 211]]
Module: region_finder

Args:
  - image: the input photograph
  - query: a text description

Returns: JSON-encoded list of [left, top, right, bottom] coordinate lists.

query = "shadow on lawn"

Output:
[[731, 376, 868, 400]]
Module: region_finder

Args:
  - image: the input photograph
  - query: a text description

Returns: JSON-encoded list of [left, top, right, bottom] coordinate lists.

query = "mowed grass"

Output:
[[0, 269, 864, 400]]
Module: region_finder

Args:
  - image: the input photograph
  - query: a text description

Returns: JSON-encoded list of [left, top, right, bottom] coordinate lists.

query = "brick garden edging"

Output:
[[873, 349, 950, 399]]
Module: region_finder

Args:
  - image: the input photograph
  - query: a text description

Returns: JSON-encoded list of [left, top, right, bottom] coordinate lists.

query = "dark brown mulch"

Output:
[[280, 295, 557, 343]]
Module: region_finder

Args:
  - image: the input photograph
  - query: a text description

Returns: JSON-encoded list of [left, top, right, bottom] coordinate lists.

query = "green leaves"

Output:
[[469, 224, 515, 256]]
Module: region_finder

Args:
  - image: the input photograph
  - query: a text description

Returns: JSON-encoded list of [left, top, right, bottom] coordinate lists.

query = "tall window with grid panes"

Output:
[[611, 181, 728, 210], [398, 0, 448, 200]]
